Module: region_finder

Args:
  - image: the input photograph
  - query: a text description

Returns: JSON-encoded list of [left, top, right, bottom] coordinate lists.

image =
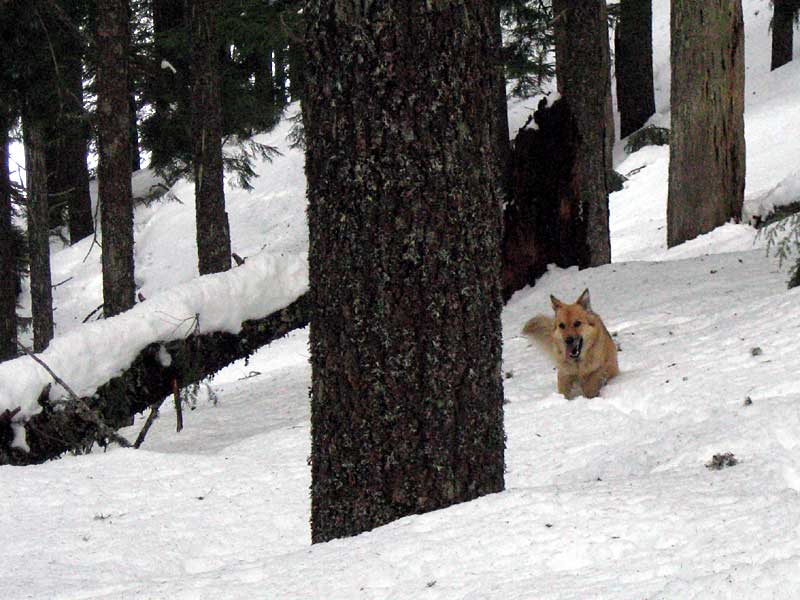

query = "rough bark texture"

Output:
[[0, 293, 310, 465], [0, 126, 17, 361], [492, 1, 512, 195], [771, 0, 799, 70], [668, 0, 745, 248], [48, 51, 94, 245], [191, 0, 231, 275], [616, 0, 655, 138], [502, 99, 577, 300], [22, 118, 54, 353], [552, 0, 612, 268], [97, 0, 136, 317], [305, 1, 506, 543]]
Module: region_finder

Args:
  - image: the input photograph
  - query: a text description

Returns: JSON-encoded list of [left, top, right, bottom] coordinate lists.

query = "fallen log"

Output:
[[0, 293, 310, 465]]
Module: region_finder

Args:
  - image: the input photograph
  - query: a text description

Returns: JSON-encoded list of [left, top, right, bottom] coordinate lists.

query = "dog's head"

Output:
[[550, 289, 596, 362]]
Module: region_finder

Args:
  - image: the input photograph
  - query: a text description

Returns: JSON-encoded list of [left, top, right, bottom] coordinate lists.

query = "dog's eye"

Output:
[[574, 321, 582, 328], [558, 323, 565, 329]]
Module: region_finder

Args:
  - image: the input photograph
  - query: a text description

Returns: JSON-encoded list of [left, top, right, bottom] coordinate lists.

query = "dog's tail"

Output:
[[521, 315, 559, 363]]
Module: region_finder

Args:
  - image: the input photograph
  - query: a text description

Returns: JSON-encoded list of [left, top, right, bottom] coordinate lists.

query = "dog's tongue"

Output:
[[569, 339, 583, 359]]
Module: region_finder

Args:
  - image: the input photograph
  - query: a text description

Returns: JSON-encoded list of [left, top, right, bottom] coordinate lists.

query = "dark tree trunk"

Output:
[[771, 0, 798, 70], [22, 118, 54, 353], [552, 0, 612, 267], [97, 0, 136, 317], [191, 0, 230, 275], [130, 91, 141, 171], [274, 45, 288, 105], [492, 0, 512, 196], [668, 0, 745, 247], [305, 0, 505, 544], [0, 125, 17, 361], [46, 18, 93, 244], [502, 98, 577, 300], [287, 40, 305, 102], [615, 0, 655, 138], [151, 0, 190, 169]]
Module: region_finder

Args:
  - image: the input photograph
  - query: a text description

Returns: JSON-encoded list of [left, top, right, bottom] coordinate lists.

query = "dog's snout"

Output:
[[565, 336, 575, 346]]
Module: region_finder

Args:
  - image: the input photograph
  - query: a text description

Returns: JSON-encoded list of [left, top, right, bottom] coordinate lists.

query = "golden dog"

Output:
[[522, 289, 618, 398]]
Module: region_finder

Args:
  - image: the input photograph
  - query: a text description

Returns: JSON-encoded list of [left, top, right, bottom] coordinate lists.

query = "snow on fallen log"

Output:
[[0, 252, 309, 464]]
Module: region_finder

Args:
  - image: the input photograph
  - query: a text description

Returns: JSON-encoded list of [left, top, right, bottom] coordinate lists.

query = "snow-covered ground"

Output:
[[3, 0, 800, 598]]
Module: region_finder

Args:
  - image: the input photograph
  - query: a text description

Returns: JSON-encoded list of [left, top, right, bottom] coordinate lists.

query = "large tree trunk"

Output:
[[22, 118, 54, 353], [552, 0, 612, 268], [305, 1, 506, 543], [616, 0, 655, 138], [191, 0, 231, 275], [771, 0, 798, 71], [97, 0, 136, 317], [668, 0, 745, 247], [0, 293, 310, 465], [0, 124, 17, 361]]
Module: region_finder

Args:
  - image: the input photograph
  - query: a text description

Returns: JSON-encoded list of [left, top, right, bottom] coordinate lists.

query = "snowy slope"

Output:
[[3, 0, 800, 598]]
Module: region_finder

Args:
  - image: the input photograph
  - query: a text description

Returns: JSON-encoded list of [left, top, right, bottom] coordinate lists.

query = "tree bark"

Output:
[[48, 50, 94, 245], [22, 118, 54, 353], [0, 293, 310, 465], [615, 0, 655, 138], [552, 0, 612, 267], [492, 0, 512, 196], [130, 90, 141, 172], [502, 98, 577, 300], [668, 0, 745, 247], [191, 0, 231, 275], [305, 0, 505, 544], [771, 0, 798, 71], [0, 124, 17, 361], [97, 0, 136, 317], [150, 0, 190, 169]]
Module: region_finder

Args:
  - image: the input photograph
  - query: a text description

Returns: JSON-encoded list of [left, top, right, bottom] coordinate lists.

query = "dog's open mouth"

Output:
[[568, 338, 583, 360]]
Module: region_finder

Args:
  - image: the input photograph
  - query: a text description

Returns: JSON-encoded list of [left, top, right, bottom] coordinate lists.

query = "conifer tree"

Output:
[[305, 0, 506, 543]]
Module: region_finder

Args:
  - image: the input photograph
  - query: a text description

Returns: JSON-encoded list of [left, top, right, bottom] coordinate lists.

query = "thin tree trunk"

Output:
[[0, 124, 18, 361], [305, 0, 505, 544], [668, 0, 745, 247], [151, 0, 189, 169], [771, 0, 797, 70], [22, 118, 54, 352], [97, 0, 136, 317], [552, 0, 612, 267], [492, 0, 512, 196], [130, 91, 141, 171], [48, 52, 94, 244], [616, 0, 655, 138], [191, 0, 230, 275]]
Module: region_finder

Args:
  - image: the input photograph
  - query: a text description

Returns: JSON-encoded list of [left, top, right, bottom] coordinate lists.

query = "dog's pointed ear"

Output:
[[550, 294, 564, 312], [576, 288, 592, 310]]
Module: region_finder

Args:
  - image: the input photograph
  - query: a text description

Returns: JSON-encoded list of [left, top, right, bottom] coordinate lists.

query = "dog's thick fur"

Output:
[[522, 289, 618, 399]]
